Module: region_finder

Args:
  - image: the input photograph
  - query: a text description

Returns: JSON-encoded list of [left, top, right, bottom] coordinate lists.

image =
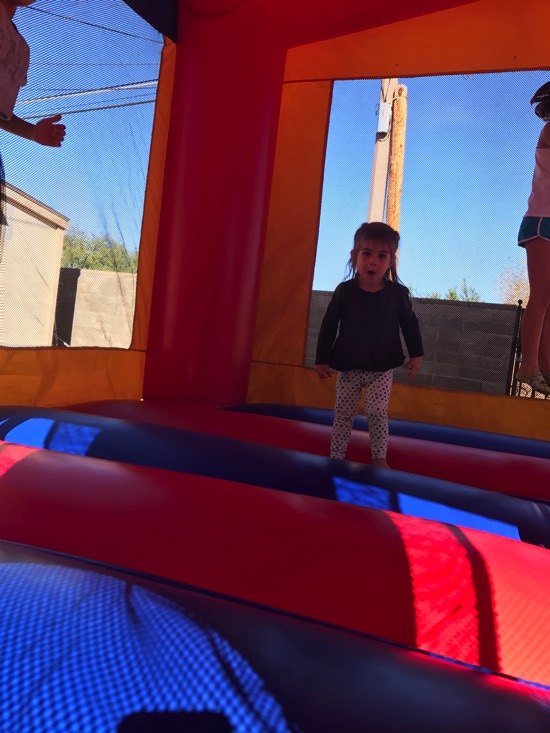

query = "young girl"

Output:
[[0, 0, 66, 223], [315, 222, 423, 468], [516, 82, 550, 396]]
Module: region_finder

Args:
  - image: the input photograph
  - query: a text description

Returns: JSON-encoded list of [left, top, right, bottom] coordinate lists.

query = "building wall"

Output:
[[307, 292, 520, 395], [1, 185, 69, 346], [55, 268, 136, 348]]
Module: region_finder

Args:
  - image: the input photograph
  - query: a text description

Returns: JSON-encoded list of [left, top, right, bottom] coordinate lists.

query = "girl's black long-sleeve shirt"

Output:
[[315, 277, 424, 372]]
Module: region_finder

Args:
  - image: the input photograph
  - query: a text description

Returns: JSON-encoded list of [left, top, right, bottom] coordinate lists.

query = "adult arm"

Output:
[[0, 113, 65, 147]]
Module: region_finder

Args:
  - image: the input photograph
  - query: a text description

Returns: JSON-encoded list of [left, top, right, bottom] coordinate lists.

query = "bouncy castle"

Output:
[[1, 1, 550, 730]]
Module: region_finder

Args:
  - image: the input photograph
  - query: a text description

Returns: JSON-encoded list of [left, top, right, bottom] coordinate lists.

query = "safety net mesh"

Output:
[[309, 71, 548, 399], [0, 0, 162, 348]]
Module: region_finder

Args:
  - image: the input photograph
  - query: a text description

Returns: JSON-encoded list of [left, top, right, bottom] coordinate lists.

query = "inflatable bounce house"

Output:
[[1, 0, 550, 730]]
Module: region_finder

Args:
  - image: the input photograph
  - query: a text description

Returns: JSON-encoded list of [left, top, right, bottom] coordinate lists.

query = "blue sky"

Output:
[[2, 0, 161, 251], [4, 3, 547, 304], [315, 71, 549, 303]]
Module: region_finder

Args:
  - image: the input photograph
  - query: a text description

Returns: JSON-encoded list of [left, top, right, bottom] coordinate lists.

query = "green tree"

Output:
[[424, 279, 480, 302], [457, 278, 481, 302], [62, 229, 138, 273]]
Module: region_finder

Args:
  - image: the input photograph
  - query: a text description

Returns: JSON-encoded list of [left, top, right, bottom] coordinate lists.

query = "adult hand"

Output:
[[33, 114, 66, 147]]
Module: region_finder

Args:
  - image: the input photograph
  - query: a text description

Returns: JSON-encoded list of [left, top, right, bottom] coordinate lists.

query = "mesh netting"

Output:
[[0, 0, 162, 348], [310, 71, 550, 398]]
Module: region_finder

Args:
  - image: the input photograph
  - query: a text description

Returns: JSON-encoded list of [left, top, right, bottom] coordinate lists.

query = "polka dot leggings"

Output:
[[331, 369, 393, 461]]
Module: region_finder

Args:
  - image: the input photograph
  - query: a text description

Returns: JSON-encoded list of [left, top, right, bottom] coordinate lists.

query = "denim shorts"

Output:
[[518, 216, 550, 247]]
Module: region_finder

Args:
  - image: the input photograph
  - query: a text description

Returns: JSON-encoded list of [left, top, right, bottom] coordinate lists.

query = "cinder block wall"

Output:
[[55, 277, 520, 396], [307, 292, 520, 395], [55, 268, 136, 348]]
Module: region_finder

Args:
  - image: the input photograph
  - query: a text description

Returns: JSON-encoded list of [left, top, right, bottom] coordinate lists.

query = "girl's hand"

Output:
[[316, 364, 332, 379], [33, 114, 66, 147], [403, 356, 422, 379]]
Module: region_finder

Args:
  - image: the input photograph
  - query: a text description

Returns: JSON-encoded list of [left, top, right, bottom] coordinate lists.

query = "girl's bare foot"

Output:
[[372, 458, 390, 469]]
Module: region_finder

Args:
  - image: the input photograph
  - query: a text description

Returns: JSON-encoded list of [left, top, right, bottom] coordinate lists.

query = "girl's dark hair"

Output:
[[345, 221, 403, 284], [531, 82, 550, 121]]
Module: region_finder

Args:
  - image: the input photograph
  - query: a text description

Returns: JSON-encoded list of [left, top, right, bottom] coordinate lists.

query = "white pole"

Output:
[[367, 78, 397, 222]]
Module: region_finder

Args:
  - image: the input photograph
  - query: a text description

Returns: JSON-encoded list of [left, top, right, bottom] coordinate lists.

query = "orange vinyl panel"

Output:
[[131, 38, 176, 352], [285, 0, 550, 82], [247, 362, 550, 441], [252, 81, 332, 366], [0, 347, 145, 407]]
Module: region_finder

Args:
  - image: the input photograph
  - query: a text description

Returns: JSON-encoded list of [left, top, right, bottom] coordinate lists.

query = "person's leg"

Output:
[[331, 370, 362, 459], [517, 238, 550, 393], [539, 309, 550, 382], [363, 370, 393, 468]]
